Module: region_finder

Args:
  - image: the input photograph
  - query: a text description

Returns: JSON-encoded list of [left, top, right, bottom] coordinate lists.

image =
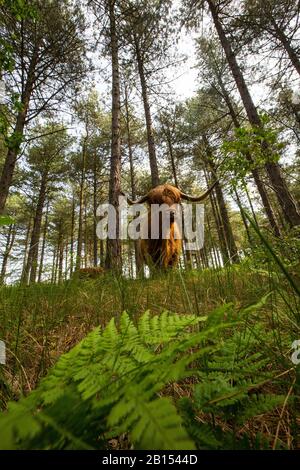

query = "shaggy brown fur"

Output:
[[122, 182, 217, 270], [139, 185, 182, 269]]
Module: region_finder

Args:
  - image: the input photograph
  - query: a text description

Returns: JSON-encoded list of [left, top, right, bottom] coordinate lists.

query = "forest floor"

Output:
[[0, 263, 299, 449]]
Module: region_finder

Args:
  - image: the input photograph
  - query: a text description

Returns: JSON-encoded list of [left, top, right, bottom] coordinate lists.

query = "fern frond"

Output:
[[130, 397, 195, 450], [237, 394, 287, 423]]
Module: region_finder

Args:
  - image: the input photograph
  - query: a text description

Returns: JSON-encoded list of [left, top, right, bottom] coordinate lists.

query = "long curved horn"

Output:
[[180, 180, 218, 202], [119, 191, 149, 205]]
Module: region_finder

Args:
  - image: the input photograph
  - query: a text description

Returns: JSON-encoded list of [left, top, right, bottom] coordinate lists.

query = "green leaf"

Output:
[[0, 215, 15, 226], [131, 398, 195, 450]]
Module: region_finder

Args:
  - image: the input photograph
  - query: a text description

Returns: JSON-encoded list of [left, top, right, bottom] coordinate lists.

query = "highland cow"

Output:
[[122, 183, 216, 269]]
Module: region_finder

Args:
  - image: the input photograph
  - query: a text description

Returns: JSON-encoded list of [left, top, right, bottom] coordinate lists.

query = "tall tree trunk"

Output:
[[0, 114, 26, 215], [205, 209, 220, 267], [75, 140, 87, 271], [38, 200, 49, 283], [244, 183, 259, 226], [204, 169, 229, 264], [251, 168, 281, 235], [264, 160, 300, 227], [54, 239, 59, 284], [24, 171, 48, 283], [213, 178, 240, 263], [124, 84, 142, 274], [218, 77, 281, 236], [202, 138, 239, 263], [166, 130, 179, 187], [185, 246, 193, 270], [207, 0, 300, 228], [134, 34, 160, 187], [105, 0, 122, 271], [233, 188, 252, 244], [84, 192, 88, 268], [270, 18, 300, 76], [58, 223, 64, 283], [65, 237, 69, 280], [0, 224, 16, 284], [0, 46, 39, 214], [93, 154, 98, 267], [21, 217, 32, 282], [100, 239, 105, 267], [211, 187, 230, 264], [51, 246, 57, 284], [70, 193, 75, 275]]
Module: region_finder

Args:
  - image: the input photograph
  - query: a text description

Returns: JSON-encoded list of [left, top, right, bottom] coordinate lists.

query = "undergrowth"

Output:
[[0, 296, 299, 449], [0, 247, 299, 449]]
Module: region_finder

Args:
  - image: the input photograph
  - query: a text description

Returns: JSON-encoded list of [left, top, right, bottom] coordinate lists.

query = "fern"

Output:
[[188, 311, 290, 449], [236, 394, 287, 423], [0, 310, 220, 450], [0, 302, 292, 450]]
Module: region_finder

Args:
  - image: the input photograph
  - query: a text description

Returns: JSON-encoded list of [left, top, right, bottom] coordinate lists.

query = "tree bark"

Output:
[[217, 76, 281, 235], [251, 168, 281, 235], [54, 239, 59, 284], [134, 33, 160, 187], [75, 139, 87, 271], [0, 46, 39, 214], [70, 193, 75, 275], [51, 246, 57, 284], [214, 178, 240, 263], [0, 224, 16, 284], [21, 217, 32, 282], [207, 0, 300, 228], [185, 246, 193, 270], [93, 153, 98, 267], [243, 182, 259, 226], [264, 160, 300, 227], [124, 85, 143, 274], [202, 137, 239, 263], [58, 222, 64, 283], [166, 131, 179, 187], [205, 208, 221, 267], [105, 0, 122, 271], [205, 166, 229, 265], [270, 18, 300, 77], [38, 200, 49, 283], [65, 237, 69, 280], [233, 188, 252, 244], [84, 192, 88, 268], [100, 239, 105, 267], [24, 171, 48, 283]]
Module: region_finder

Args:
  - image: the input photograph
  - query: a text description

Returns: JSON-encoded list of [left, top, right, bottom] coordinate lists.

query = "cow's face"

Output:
[[147, 185, 182, 228], [160, 188, 181, 221], [148, 202, 181, 240], [158, 201, 180, 223]]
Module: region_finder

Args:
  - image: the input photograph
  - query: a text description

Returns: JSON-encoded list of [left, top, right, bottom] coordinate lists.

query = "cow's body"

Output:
[[139, 215, 182, 268], [122, 182, 217, 270], [137, 185, 182, 268]]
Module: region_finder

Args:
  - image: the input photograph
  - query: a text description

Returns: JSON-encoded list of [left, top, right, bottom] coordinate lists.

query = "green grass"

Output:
[[0, 261, 299, 448]]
